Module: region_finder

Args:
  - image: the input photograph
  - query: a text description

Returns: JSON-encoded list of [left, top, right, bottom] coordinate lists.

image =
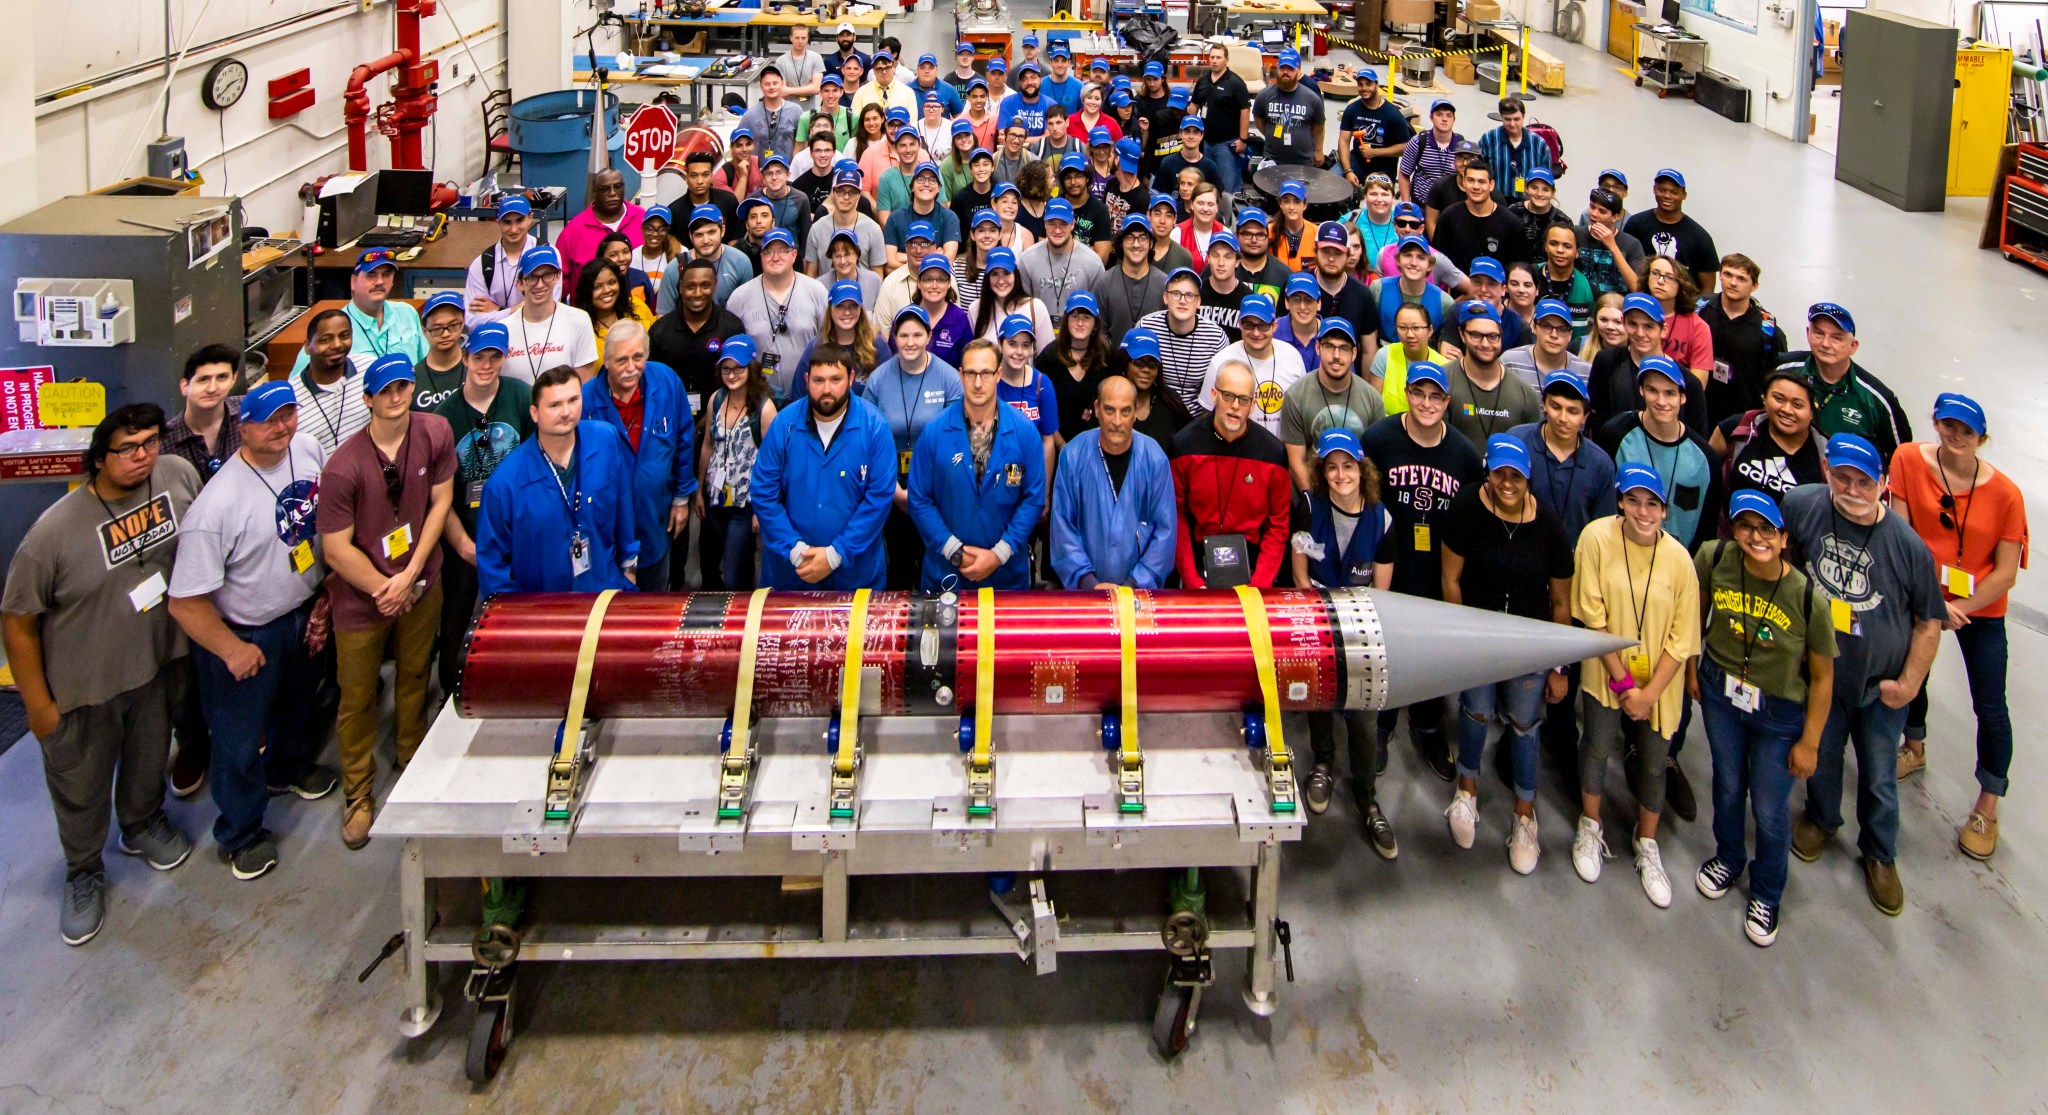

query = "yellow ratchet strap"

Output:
[[546, 589, 619, 820], [718, 588, 773, 819], [1113, 585, 1144, 812], [967, 587, 996, 815], [1234, 586, 1298, 814], [829, 589, 872, 818]]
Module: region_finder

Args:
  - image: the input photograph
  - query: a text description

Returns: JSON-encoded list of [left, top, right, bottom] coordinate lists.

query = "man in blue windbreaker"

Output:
[[906, 336, 1047, 590], [580, 321, 697, 590], [1051, 343, 1178, 589], [475, 366, 639, 595], [752, 343, 899, 589]]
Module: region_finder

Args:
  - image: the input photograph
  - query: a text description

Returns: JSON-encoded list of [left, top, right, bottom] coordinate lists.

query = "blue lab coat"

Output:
[[581, 361, 698, 566], [906, 401, 1047, 590], [475, 421, 640, 596], [1050, 429, 1178, 589], [751, 394, 900, 590]]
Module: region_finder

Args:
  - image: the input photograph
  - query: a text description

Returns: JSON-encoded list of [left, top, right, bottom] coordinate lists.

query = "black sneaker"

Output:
[[1695, 856, 1738, 900], [117, 812, 194, 871], [1664, 757, 1698, 822], [1419, 733, 1454, 782], [1375, 735, 1388, 777], [269, 764, 338, 801], [219, 832, 280, 881], [1744, 898, 1780, 947], [1363, 801, 1399, 860], [1304, 764, 1334, 814]]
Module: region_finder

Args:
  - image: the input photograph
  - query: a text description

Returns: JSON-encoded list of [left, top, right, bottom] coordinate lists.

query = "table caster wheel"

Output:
[[1635, 75, 1644, 86], [1152, 984, 1196, 1059], [465, 996, 513, 1084]]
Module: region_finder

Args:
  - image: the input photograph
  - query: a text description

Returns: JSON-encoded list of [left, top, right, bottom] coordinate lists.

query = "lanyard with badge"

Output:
[[1621, 527, 1659, 684], [523, 312, 559, 383], [1935, 455, 1981, 599], [549, 445, 592, 576], [1824, 507, 1872, 636], [251, 448, 319, 575], [1723, 553, 1783, 713], [94, 476, 173, 612], [303, 371, 347, 447], [378, 435, 416, 563]]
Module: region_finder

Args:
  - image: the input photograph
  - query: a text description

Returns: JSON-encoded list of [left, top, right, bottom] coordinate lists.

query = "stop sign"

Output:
[[623, 104, 678, 173]]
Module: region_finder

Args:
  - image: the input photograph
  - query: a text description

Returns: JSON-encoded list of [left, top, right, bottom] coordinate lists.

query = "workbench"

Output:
[[309, 220, 503, 300], [374, 704, 1303, 1079], [571, 54, 742, 121], [1201, 0, 1328, 45], [627, 5, 887, 55]]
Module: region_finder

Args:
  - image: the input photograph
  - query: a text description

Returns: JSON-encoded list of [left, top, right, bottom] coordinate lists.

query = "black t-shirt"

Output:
[[1717, 412, 1826, 501], [1588, 345, 1709, 437], [1698, 298, 1788, 427], [1236, 256, 1291, 301], [1622, 210, 1719, 279], [1431, 201, 1532, 270], [1425, 174, 1464, 215], [684, 188, 743, 244], [1439, 485, 1575, 620], [1357, 415, 1485, 599], [1316, 275, 1377, 344], [1510, 201, 1574, 263], [1035, 345, 1102, 440], [1068, 196, 1115, 249], [951, 184, 995, 233], [648, 306, 749, 404], [793, 167, 838, 216], [1105, 178, 1151, 229], [1104, 443, 1133, 494], [1145, 105, 1187, 166], [1193, 70, 1252, 147], [1340, 98, 1414, 178], [1199, 281, 1246, 339]]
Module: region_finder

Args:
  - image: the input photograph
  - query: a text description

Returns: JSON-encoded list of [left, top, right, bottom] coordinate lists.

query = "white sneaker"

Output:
[[1508, 813, 1540, 875], [1634, 836, 1673, 908], [1572, 815, 1608, 883], [1445, 789, 1478, 849]]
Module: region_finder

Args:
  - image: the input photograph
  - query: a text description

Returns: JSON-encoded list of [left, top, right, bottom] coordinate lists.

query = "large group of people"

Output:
[[3, 32, 2027, 961]]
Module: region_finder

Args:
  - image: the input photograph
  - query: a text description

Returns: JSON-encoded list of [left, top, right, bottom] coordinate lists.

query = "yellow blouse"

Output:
[[1572, 515, 1701, 738]]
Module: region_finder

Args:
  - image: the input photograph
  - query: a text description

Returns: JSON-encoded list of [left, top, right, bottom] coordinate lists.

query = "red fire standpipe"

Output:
[[344, 0, 440, 172]]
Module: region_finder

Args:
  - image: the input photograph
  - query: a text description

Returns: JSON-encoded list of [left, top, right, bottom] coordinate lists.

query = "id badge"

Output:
[[569, 532, 592, 576], [1514, 175, 1525, 195], [899, 449, 913, 477], [1940, 564, 1977, 598], [1829, 597, 1860, 636], [467, 479, 485, 509], [1712, 359, 1733, 384], [383, 523, 413, 560], [1626, 649, 1651, 684], [1272, 121, 1287, 141], [1725, 672, 1761, 713], [288, 540, 316, 575], [1412, 523, 1432, 552], [129, 570, 167, 613]]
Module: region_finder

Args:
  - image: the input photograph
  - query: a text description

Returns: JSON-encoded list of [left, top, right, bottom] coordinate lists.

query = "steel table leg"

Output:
[[1242, 842, 1280, 1017], [822, 851, 849, 944], [397, 840, 442, 1037]]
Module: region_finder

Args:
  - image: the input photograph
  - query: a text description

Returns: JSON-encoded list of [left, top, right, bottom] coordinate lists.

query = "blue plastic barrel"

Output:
[[508, 88, 642, 216]]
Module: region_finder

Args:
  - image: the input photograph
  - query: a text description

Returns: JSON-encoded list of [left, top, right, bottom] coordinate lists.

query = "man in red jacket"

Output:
[[1170, 361, 1293, 587]]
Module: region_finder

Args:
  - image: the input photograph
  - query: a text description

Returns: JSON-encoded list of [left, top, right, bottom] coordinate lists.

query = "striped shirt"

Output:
[[290, 354, 375, 453], [1134, 310, 1230, 414], [1398, 132, 1464, 205]]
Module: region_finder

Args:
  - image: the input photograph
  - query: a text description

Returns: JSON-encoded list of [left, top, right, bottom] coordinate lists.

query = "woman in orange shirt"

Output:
[[1887, 392, 2028, 860]]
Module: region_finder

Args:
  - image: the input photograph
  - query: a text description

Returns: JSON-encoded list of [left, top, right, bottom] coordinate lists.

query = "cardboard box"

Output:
[[1444, 54, 1476, 83], [1385, 0, 1434, 25], [1464, 0, 1502, 21]]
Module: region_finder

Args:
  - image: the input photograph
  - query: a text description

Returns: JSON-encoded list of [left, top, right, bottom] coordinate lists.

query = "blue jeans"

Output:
[[1214, 144, 1245, 195], [1699, 660, 1805, 904], [1459, 672, 1546, 802], [1905, 616, 2012, 796], [192, 603, 323, 853], [1804, 686, 1910, 863]]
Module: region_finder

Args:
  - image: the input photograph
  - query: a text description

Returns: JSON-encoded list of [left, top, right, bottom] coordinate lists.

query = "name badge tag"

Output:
[[467, 479, 485, 509], [1626, 649, 1652, 684], [1829, 596, 1860, 636], [383, 523, 413, 560], [1412, 523, 1431, 552], [1514, 176, 1525, 194], [1939, 564, 1976, 598], [1725, 671, 1761, 713], [288, 540, 316, 575], [130, 570, 167, 613], [899, 449, 913, 477], [570, 532, 592, 576]]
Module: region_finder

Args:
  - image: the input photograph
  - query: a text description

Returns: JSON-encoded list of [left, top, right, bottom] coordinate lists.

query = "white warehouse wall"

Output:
[[34, 0, 510, 235]]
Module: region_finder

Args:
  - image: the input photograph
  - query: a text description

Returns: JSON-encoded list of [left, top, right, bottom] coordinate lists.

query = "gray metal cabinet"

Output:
[[1835, 10, 1958, 212]]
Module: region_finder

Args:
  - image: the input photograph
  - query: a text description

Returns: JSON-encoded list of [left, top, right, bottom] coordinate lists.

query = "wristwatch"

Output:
[[950, 547, 969, 569]]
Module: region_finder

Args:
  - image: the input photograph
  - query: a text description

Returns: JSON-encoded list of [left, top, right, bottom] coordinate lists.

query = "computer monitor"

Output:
[[1662, 0, 1682, 24], [375, 168, 435, 216]]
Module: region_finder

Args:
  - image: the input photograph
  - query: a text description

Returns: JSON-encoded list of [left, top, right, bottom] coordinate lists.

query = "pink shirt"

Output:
[[554, 202, 645, 296], [1661, 310, 1714, 376]]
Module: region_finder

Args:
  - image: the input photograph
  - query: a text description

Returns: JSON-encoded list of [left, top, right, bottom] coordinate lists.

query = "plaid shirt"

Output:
[[160, 396, 241, 485]]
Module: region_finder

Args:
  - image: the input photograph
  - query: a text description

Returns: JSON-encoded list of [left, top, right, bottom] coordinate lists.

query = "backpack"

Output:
[[1528, 121, 1566, 179]]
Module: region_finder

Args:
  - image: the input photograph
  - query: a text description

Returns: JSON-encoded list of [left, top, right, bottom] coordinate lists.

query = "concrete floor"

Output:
[[6, 15, 2048, 1114]]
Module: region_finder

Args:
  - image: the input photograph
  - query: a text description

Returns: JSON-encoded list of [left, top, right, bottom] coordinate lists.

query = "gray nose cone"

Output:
[[1333, 589, 1639, 710]]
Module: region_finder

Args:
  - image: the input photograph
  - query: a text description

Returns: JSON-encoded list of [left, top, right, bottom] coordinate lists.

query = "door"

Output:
[[1607, 0, 1639, 62]]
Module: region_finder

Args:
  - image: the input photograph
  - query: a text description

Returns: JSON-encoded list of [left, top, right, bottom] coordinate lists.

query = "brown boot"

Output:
[[1791, 816, 1831, 863], [341, 797, 374, 850], [1959, 812, 1998, 861], [1863, 857, 1904, 916]]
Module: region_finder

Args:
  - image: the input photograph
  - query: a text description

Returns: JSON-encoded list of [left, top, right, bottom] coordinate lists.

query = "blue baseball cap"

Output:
[[364, 353, 416, 395], [1113, 74, 1132, 88], [920, 91, 943, 108], [1728, 490, 1786, 529], [1090, 126, 1114, 147], [1524, 167, 1555, 187], [1599, 168, 1629, 187], [1089, 56, 1110, 71], [1807, 301, 1856, 335], [1824, 433, 1885, 479], [1144, 61, 1165, 78], [1018, 61, 1042, 76], [1358, 67, 1382, 83], [1122, 328, 1161, 362], [1050, 43, 1072, 58], [984, 247, 1017, 273], [1150, 193, 1181, 212], [760, 153, 789, 171], [1167, 87, 1190, 108], [968, 146, 993, 163], [466, 322, 510, 354], [1635, 353, 1687, 390], [688, 203, 724, 228], [987, 57, 1007, 73], [1932, 392, 1987, 434], [907, 219, 938, 244], [1457, 299, 1501, 324], [1316, 221, 1348, 246], [1391, 201, 1424, 221], [240, 380, 298, 423], [735, 197, 771, 223], [992, 181, 1020, 199], [1616, 461, 1667, 501], [1533, 298, 1572, 325], [1235, 206, 1270, 229], [1430, 98, 1456, 114], [1238, 293, 1277, 324], [919, 53, 938, 67], [1468, 256, 1506, 283], [1540, 370, 1589, 399], [421, 291, 466, 319], [1485, 434, 1532, 477], [957, 41, 975, 54], [719, 335, 757, 366], [1044, 197, 1075, 224], [891, 305, 931, 331], [517, 245, 562, 276], [913, 160, 942, 180], [355, 248, 400, 274], [1059, 152, 1090, 173], [919, 253, 953, 276], [1407, 362, 1450, 392], [1022, 34, 1039, 46], [1621, 292, 1665, 322], [1117, 151, 1140, 173], [760, 227, 797, 251], [1207, 229, 1240, 253], [833, 169, 862, 189], [952, 118, 975, 137], [1285, 272, 1320, 300], [829, 280, 863, 305], [872, 49, 895, 63], [496, 196, 532, 218], [999, 312, 1037, 340], [1166, 266, 1200, 288], [967, 76, 988, 92], [821, 72, 844, 88], [886, 107, 912, 124], [1065, 289, 1101, 317], [1279, 179, 1307, 202], [1120, 214, 1153, 234], [1278, 48, 1302, 69], [1317, 427, 1364, 461], [1654, 167, 1686, 189], [1109, 90, 1132, 108], [730, 125, 754, 143], [1395, 234, 1430, 255], [972, 208, 1001, 229], [643, 204, 672, 224], [1318, 318, 1357, 343]]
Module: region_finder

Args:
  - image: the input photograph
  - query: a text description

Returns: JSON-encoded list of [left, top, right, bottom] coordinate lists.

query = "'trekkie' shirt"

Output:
[[1358, 415, 1484, 599]]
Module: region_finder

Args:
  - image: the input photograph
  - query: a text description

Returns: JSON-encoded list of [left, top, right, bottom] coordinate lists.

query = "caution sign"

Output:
[[99, 492, 178, 568]]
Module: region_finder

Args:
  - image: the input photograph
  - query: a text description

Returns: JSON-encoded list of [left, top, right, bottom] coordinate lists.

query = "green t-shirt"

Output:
[[434, 379, 535, 532], [412, 358, 466, 414], [1694, 543, 1838, 704]]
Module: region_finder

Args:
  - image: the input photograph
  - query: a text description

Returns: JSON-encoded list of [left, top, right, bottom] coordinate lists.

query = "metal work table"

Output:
[[376, 703, 1303, 1077]]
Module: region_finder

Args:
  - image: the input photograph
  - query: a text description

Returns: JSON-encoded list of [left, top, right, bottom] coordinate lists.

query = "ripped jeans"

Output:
[[1459, 672, 1548, 802]]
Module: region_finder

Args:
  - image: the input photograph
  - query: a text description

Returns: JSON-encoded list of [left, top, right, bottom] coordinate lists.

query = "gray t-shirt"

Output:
[[804, 213, 889, 274], [168, 435, 330, 627], [729, 273, 831, 399], [1781, 483, 1945, 705], [1446, 360, 1543, 445], [2, 456, 201, 711], [1250, 83, 1326, 166], [1088, 265, 1170, 352], [1501, 344, 1591, 389], [1018, 241, 1107, 315], [1280, 372, 1387, 448], [765, 48, 827, 104]]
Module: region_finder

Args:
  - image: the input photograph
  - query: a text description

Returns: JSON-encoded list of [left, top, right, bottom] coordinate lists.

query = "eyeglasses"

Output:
[[1463, 329, 1502, 342], [960, 368, 1001, 380], [426, 320, 465, 336], [1214, 389, 1254, 408], [109, 435, 162, 461], [1394, 218, 1424, 229], [1163, 289, 1198, 300]]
